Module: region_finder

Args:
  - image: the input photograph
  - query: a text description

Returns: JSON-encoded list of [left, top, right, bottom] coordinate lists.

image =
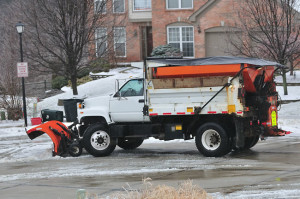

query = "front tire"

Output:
[[118, 138, 144, 150], [83, 124, 116, 157], [195, 123, 231, 157]]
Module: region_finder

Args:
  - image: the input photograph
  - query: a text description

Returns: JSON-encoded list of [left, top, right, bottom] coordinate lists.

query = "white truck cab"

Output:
[[78, 78, 149, 124]]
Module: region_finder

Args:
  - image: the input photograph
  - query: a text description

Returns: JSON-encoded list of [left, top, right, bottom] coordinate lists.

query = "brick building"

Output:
[[94, 0, 240, 63]]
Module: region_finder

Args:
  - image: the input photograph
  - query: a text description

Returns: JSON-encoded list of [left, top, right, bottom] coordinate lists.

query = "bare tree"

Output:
[[0, 1, 23, 120], [18, 0, 126, 95], [229, 0, 300, 95]]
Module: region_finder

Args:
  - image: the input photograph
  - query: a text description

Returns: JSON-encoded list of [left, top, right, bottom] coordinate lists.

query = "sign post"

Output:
[[17, 61, 28, 127]]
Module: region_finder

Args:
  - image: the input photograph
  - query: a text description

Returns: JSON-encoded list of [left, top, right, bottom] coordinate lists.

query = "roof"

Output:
[[147, 56, 285, 68]]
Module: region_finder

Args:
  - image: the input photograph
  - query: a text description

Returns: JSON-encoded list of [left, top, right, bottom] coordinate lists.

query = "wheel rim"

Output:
[[90, 130, 110, 150], [201, 129, 221, 151], [71, 146, 80, 154]]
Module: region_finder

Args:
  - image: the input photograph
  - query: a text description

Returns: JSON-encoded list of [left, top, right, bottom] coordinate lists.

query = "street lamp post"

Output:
[[16, 22, 27, 127]]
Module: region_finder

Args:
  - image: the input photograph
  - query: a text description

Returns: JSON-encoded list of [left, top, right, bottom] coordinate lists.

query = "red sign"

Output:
[[17, 62, 28, 77]]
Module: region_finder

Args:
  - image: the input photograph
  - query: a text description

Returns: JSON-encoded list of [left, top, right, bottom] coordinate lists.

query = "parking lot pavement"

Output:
[[1, 135, 300, 198]]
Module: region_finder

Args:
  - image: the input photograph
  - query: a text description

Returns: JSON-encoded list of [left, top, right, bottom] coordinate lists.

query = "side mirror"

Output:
[[113, 91, 120, 98]]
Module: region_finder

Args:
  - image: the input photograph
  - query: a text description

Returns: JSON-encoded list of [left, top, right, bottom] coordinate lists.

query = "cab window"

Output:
[[116, 79, 144, 97]]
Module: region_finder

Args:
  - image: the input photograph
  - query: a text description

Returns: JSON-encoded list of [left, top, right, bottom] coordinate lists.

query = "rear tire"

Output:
[[83, 123, 116, 157], [244, 136, 259, 149], [118, 138, 144, 150], [195, 122, 231, 157]]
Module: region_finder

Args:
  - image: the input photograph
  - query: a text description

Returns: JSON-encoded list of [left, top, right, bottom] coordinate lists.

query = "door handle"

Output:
[[139, 99, 145, 103]]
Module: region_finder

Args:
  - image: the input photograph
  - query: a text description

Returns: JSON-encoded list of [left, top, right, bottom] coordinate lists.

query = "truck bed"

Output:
[[147, 77, 244, 116]]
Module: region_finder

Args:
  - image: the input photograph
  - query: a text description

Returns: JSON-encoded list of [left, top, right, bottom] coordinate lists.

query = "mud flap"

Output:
[[234, 117, 245, 148], [26, 121, 72, 156]]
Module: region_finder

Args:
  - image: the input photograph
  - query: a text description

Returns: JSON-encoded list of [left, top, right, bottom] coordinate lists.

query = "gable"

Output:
[[189, 0, 220, 22]]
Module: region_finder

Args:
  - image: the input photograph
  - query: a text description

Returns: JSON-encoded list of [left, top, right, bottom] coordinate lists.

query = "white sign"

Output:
[[17, 62, 28, 77]]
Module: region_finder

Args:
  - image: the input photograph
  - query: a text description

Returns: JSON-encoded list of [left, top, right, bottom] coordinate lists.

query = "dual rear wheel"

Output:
[[195, 123, 232, 157], [195, 122, 260, 157]]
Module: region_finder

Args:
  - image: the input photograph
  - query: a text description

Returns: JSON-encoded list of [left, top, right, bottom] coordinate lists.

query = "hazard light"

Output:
[[78, 102, 85, 109]]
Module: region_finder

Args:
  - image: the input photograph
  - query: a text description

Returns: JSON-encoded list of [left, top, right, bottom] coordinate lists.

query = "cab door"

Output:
[[109, 79, 146, 122]]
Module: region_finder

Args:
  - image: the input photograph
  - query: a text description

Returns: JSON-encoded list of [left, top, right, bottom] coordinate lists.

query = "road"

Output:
[[0, 131, 300, 199]]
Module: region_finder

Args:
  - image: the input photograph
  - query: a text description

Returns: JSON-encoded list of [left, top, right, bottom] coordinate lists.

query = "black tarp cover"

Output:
[[147, 56, 285, 68]]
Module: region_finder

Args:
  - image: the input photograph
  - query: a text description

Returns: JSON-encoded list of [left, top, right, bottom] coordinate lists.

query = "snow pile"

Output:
[[37, 67, 142, 113]]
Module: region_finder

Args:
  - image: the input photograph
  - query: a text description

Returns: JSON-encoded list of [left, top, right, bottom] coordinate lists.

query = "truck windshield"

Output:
[[117, 79, 144, 97]]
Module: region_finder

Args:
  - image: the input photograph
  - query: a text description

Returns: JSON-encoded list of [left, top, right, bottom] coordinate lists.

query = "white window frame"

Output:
[[166, 0, 193, 10], [114, 27, 127, 57], [95, 27, 107, 57], [113, 0, 125, 13], [94, 0, 106, 14], [133, 0, 152, 11], [167, 26, 194, 58]]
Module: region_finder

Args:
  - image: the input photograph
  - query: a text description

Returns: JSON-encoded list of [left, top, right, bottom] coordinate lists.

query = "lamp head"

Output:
[[16, 22, 25, 34]]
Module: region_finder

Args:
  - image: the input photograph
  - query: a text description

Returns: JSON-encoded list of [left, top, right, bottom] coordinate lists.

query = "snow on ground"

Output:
[[278, 101, 300, 135], [275, 70, 300, 101], [275, 70, 300, 83], [211, 184, 300, 199], [277, 86, 300, 100], [0, 120, 24, 128]]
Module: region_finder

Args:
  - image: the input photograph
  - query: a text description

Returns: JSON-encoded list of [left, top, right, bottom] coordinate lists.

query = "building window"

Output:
[[95, 28, 107, 57], [133, 0, 151, 11], [114, 27, 126, 57], [95, 0, 106, 13], [167, 26, 194, 57], [113, 0, 125, 13], [167, 0, 193, 9]]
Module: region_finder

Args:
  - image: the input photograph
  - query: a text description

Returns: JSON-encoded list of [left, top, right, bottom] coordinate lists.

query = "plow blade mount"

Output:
[[26, 121, 73, 157], [264, 127, 292, 136]]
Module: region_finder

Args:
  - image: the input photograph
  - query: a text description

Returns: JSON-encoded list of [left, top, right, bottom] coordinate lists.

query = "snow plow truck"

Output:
[[26, 56, 291, 157]]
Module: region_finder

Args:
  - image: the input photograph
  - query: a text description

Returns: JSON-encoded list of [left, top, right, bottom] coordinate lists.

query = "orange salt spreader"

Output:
[[149, 57, 292, 137]]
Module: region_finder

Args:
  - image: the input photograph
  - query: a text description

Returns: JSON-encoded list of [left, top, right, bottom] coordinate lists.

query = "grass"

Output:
[[83, 178, 213, 199]]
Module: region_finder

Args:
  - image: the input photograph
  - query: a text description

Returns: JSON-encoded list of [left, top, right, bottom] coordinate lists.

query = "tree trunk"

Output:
[[282, 68, 288, 95], [71, 75, 78, 95], [290, 62, 294, 76]]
